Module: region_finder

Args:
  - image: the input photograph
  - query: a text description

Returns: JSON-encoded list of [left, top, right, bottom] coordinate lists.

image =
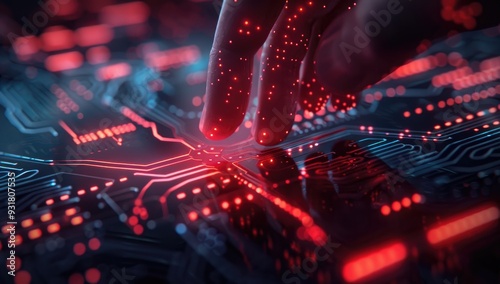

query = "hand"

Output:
[[200, 0, 497, 145]]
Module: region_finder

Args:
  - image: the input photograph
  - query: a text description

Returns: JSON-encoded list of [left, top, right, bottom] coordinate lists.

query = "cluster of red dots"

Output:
[[75, 123, 135, 145], [233, 174, 327, 245], [73, 238, 101, 256], [1, 207, 85, 248], [301, 77, 330, 112], [386, 54, 449, 81], [430, 55, 500, 91], [472, 119, 500, 132], [52, 84, 79, 114], [359, 125, 374, 134], [432, 66, 471, 87], [45, 185, 100, 208], [331, 93, 357, 112], [238, 20, 261, 36], [219, 194, 255, 210], [453, 66, 500, 90], [432, 105, 500, 132], [380, 194, 423, 216], [365, 86, 406, 103], [131, 200, 149, 235], [403, 84, 500, 118], [67, 268, 101, 284], [441, 0, 482, 30], [69, 79, 94, 101]]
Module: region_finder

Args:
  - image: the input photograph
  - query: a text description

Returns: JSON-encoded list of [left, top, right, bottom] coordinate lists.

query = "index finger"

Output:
[[200, 0, 285, 140]]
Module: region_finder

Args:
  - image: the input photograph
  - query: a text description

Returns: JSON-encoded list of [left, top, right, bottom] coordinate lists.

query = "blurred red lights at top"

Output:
[[100, 2, 150, 27]]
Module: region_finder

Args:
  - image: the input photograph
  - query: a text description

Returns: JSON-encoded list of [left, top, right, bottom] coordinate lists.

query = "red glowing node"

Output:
[[133, 225, 144, 235], [73, 243, 86, 256], [128, 216, 139, 226], [188, 212, 198, 221], [85, 268, 101, 284], [392, 201, 402, 212], [89, 238, 101, 251], [202, 207, 211, 216], [381, 205, 391, 216], [401, 197, 412, 208], [411, 193, 422, 204]]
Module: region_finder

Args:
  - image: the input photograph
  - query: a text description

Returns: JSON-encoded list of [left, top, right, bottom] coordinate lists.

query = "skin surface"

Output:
[[200, 0, 499, 145]]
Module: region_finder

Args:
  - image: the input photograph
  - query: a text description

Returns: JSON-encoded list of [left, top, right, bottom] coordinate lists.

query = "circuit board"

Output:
[[1, 1, 500, 284]]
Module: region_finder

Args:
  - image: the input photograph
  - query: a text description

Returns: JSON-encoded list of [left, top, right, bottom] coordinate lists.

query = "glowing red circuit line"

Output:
[[136, 169, 217, 201], [121, 107, 195, 150], [59, 120, 81, 145], [233, 174, 327, 246], [134, 165, 205, 178], [342, 242, 407, 283], [59, 120, 137, 145], [53, 156, 192, 172], [55, 153, 188, 167], [158, 171, 220, 216], [430, 104, 500, 133], [427, 204, 499, 246]]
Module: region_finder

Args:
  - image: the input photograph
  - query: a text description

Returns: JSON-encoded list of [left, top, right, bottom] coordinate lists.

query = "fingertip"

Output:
[[199, 108, 241, 140], [252, 112, 294, 146], [253, 127, 290, 146]]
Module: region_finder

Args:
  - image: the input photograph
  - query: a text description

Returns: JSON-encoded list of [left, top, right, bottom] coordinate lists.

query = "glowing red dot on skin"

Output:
[[381, 205, 391, 216], [221, 202, 229, 209], [234, 197, 242, 205], [85, 268, 101, 284]]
